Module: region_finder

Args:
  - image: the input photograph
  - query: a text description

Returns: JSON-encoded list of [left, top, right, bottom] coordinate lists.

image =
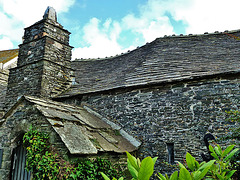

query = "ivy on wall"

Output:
[[23, 128, 122, 179]]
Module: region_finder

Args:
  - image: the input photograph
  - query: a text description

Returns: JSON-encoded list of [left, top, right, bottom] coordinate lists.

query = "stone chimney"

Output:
[[5, 7, 73, 109]]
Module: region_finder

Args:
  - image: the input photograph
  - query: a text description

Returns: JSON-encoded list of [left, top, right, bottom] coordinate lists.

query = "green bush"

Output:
[[101, 152, 158, 180], [102, 144, 239, 180], [225, 110, 240, 179], [69, 158, 121, 179], [158, 143, 239, 180], [23, 128, 122, 179]]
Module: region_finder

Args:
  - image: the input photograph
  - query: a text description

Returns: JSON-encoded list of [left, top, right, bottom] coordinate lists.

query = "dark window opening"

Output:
[[167, 143, 174, 164], [0, 149, 3, 168]]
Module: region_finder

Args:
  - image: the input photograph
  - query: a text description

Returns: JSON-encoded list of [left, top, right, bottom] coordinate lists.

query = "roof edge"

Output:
[[56, 70, 240, 99], [83, 105, 141, 149], [73, 29, 240, 61]]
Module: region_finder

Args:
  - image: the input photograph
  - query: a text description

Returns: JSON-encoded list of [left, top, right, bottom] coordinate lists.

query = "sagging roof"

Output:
[[0, 49, 19, 65], [3, 95, 140, 154], [59, 30, 240, 97]]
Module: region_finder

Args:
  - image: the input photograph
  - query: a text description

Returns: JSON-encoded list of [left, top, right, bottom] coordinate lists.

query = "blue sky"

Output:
[[1, 0, 240, 59]]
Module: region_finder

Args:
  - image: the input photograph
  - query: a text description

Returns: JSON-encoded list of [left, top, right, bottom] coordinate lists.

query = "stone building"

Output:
[[0, 6, 240, 179], [0, 7, 139, 179], [0, 49, 18, 118]]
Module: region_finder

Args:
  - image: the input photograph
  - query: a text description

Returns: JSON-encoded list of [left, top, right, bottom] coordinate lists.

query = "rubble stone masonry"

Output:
[[79, 75, 240, 172], [4, 17, 73, 110]]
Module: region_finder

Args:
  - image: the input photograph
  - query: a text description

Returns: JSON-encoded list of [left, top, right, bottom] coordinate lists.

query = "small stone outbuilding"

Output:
[[0, 95, 139, 179]]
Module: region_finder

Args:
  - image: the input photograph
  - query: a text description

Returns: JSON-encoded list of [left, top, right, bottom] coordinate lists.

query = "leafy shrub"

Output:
[[225, 110, 240, 179], [102, 143, 239, 180], [23, 128, 59, 179], [158, 143, 239, 180], [23, 128, 122, 179], [101, 152, 157, 180], [69, 158, 121, 179]]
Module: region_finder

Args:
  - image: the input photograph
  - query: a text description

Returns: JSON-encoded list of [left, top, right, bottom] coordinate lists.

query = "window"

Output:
[[167, 143, 174, 164], [0, 149, 3, 168]]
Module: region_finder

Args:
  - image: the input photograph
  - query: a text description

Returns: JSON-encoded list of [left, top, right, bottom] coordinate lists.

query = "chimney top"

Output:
[[43, 6, 57, 21]]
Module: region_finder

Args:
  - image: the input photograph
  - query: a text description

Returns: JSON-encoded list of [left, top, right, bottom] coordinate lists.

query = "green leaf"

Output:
[[179, 168, 192, 180], [223, 148, 239, 161], [226, 170, 237, 178], [209, 145, 220, 161], [198, 160, 215, 171], [152, 157, 158, 165], [127, 160, 138, 179], [209, 145, 214, 153], [195, 160, 200, 169], [222, 145, 235, 157], [126, 152, 140, 171], [214, 146, 221, 156], [165, 173, 169, 180], [192, 171, 201, 180], [186, 152, 196, 171], [157, 173, 166, 180], [210, 152, 219, 161], [169, 171, 178, 180], [138, 157, 154, 180], [195, 164, 212, 180], [177, 161, 186, 169], [100, 172, 111, 180], [216, 173, 224, 180], [216, 144, 222, 156]]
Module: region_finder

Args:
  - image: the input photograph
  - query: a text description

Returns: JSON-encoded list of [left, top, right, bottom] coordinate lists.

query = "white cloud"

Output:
[[2, 0, 240, 59], [168, 0, 240, 34], [0, 36, 13, 50], [0, 0, 75, 50], [122, 14, 174, 43], [121, 0, 175, 43], [0, 11, 23, 42], [72, 18, 124, 59], [0, 0, 75, 26], [72, 0, 176, 59]]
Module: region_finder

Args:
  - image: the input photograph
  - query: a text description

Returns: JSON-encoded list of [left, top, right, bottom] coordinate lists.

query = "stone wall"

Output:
[[18, 36, 72, 67], [4, 62, 44, 109], [22, 18, 70, 47], [0, 101, 68, 179], [5, 14, 73, 110], [0, 69, 9, 117], [76, 75, 240, 173]]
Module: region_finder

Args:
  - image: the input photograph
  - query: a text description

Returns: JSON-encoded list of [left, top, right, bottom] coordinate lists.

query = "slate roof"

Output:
[[60, 30, 240, 97], [3, 95, 140, 154], [0, 49, 19, 65]]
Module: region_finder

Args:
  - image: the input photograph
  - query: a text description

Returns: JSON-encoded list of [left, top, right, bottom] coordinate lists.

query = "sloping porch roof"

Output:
[[2, 95, 140, 154]]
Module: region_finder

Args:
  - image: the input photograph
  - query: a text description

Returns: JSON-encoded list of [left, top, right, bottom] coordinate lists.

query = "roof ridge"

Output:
[[73, 29, 240, 62]]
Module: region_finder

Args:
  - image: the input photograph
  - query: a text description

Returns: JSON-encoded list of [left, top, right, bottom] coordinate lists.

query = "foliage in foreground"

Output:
[[225, 110, 240, 179], [23, 128, 121, 179], [158, 143, 238, 180], [101, 151, 157, 180], [101, 144, 239, 180]]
